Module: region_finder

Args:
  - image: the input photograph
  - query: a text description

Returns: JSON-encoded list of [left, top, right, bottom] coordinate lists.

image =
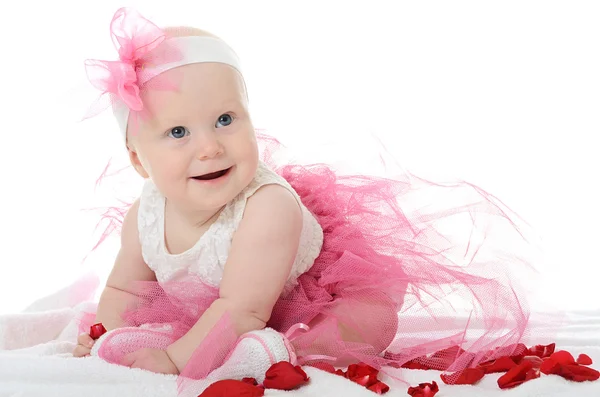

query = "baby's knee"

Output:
[[333, 298, 399, 353]]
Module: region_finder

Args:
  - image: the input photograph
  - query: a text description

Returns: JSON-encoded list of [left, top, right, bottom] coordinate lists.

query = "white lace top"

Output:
[[137, 161, 324, 296]]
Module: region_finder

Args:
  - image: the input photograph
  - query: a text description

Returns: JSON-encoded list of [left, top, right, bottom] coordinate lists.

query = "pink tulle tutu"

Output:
[[86, 133, 544, 390]]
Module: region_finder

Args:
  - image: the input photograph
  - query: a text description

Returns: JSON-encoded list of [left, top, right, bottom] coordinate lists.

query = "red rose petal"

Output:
[[527, 343, 556, 359], [525, 368, 541, 382], [346, 363, 379, 379], [549, 351, 576, 365], [426, 346, 467, 371], [334, 369, 346, 377], [89, 323, 107, 340], [484, 343, 528, 364], [400, 360, 433, 370], [345, 364, 358, 378], [294, 365, 309, 380], [367, 381, 390, 394], [540, 358, 561, 375], [478, 356, 518, 374], [199, 379, 265, 397], [431, 346, 465, 360], [342, 362, 390, 393], [521, 355, 544, 369], [345, 363, 381, 388], [241, 378, 258, 386], [503, 343, 528, 361], [407, 381, 439, 397], [557, 364, 600, 382], [577, 354, 593, 366], [349, 373, 379, 388], [440, 368, 485, 385], [498, 361, 535, 389], [263, 361, 309, 390], [511, 343, 529, 362]]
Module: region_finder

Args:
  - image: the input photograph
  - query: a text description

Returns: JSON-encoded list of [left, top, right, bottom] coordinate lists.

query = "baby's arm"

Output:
[[95, 199, 157, 331], [166, 185, 303, 371]]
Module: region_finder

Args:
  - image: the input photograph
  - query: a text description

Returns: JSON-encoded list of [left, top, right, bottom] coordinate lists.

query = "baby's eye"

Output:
[[216, 114, 234, 128], [168, 126, 189, 139]]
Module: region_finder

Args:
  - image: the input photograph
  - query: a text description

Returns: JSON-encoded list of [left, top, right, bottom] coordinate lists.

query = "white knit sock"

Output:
[[202, 327, 294, 384]]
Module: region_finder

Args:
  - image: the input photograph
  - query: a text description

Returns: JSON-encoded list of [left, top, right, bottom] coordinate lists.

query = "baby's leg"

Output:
[[304, 291, 399, 364]]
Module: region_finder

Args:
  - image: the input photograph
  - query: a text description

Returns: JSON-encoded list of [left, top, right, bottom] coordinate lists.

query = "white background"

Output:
[[0, 1, 598, 314]]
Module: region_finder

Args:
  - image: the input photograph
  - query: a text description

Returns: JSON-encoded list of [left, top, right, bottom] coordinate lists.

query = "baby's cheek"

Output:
[[146, 161, 183, 193], [155, 156, 186, 179], [239, 137, 259, 168]]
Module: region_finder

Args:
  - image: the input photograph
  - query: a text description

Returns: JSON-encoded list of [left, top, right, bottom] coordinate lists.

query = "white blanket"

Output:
[[1, 294, 599, 396]]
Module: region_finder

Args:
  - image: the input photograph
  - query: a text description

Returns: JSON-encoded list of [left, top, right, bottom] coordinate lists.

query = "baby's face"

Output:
[[128, 62, 258, 213]]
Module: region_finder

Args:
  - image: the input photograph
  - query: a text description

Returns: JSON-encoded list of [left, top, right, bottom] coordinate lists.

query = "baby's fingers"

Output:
[[72, 344, 92, 357], [73, 333, 95, 357], [77, 333, 95, 348]]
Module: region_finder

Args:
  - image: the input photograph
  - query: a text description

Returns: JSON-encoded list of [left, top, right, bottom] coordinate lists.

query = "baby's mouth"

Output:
[[192, 167, 232, 181]]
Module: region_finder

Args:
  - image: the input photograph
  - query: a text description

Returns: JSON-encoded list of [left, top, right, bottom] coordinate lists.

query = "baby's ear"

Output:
[[127, 144, 150, 179]]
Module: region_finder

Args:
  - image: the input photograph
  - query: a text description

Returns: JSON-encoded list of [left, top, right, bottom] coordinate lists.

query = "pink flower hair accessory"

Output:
[[82, 7, 186, 137], [83, 8, 167, 119]]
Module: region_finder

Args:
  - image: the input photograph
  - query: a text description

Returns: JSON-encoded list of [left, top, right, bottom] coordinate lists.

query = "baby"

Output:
[[75, 9, 380, 377], [73, 7, 535, 387], [76, 19, 315, 370]]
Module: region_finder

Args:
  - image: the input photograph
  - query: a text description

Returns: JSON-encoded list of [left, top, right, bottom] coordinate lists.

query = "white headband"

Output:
[[112, 36, 244, 138]]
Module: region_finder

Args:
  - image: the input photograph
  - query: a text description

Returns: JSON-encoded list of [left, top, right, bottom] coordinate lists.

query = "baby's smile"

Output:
[[191, 166, 234, 182]]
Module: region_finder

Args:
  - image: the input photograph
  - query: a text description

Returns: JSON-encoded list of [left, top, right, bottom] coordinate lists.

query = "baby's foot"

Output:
[[90, 324, 176, 364], [203, 327, 295, 384]]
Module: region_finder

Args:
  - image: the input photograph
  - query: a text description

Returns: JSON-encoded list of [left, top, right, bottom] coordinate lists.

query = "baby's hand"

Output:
[[122, 348, 180, 375], [73, 333, 95, 357], [73, 323, 106, 357]]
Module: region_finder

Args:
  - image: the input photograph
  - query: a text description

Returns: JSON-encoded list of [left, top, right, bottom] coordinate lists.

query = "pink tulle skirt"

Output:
[[86, 133, 543, 389]]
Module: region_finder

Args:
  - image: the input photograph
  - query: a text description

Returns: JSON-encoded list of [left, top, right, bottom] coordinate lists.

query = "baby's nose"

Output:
[[195, 133, 224, 159]]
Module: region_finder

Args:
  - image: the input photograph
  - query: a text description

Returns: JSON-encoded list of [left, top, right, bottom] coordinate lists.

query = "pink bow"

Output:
[[83, 8, 166, 118]]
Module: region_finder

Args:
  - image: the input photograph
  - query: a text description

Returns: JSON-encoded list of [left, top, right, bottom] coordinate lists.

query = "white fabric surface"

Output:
[[0, 280, 598, 396]]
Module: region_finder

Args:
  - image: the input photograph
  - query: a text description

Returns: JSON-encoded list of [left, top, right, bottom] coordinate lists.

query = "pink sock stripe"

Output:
[[239, 334, 276, 365]]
